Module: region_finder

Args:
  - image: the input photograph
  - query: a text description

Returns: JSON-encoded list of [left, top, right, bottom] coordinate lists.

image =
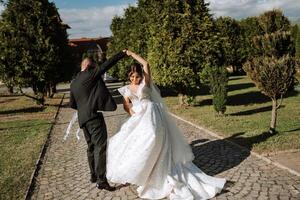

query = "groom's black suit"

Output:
[[70, 51, 126, 185]]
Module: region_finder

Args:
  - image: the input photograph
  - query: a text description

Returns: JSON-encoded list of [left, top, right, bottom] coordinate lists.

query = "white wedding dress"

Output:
[[106, 81, 226, 200]]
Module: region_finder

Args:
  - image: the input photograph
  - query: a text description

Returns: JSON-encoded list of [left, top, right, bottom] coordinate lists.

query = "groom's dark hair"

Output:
[[128, 63, 143, 79]]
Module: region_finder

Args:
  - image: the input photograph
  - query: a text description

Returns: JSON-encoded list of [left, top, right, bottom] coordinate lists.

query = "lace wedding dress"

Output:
[[106, 81, 226, 200]]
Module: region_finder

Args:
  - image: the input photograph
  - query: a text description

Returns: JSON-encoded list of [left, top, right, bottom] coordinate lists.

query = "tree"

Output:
[[108, 0, 228, 110], [252, 31, 294, 58], [291, 24, 298, 48], [253, 30, 296, 89], [147, 0, 221, 105], [215, 17, 246, 73], [243, 11, 296, 134], [107, 2, 149, 81], [207, 66, 228, 114], [243, 28, 295, 133], [257, 9, 291, 34], [295, 25, 300, 60], [0, 0, 70, 103], [239, 16, 262, 62], [147, 0, 196, 104], [294, 25, 300, 82], [239, 10, 292, 62], [243, 55, 295, 134]]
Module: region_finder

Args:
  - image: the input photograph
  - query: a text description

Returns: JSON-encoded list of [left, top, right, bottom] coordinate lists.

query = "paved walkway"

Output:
[[31, 89, 300, 200], [267, 151, 300, 175]]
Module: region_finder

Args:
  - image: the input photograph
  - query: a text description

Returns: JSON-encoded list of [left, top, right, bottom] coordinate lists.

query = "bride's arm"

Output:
[[123, 96, 135, 116], [126, 50, 151, 86]]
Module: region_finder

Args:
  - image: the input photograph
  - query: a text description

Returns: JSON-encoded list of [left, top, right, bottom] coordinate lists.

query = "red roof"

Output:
[[68, 37, 110, 51]]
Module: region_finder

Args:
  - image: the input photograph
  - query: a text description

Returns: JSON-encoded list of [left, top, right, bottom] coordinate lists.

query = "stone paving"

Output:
[[31, 89, 300, 200]]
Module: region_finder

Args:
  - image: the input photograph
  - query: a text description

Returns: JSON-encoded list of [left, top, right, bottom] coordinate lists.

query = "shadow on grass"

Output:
[[226, 131, 275, 150], [197, 90, 299, 107], [0, 94, 23, 98], [284, 127, 300, 133], [228, 87, 299, 106], [285, 89, 300, 97], [191, 131, 275, 176], [227, 91, 270, 106], [230, 105, 271, 116], [0, 98, 18, 104], [194, 99, 212, 107], [0, 107, 45, 115], [229, 105, 285, 116], [194, 91, 270, 107], [230, 105, 285, 116], [228, 76, 244, 81], [227, 83, 255, 92]]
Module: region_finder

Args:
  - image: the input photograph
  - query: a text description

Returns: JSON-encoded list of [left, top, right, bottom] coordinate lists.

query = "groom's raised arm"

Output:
[[92, 51, 127, 80]]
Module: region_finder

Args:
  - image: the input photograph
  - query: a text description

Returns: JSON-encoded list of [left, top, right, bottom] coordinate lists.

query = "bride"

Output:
[[106, 50, 226, 200]]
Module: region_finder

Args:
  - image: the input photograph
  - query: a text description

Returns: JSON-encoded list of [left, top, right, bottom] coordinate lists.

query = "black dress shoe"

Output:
[[96, 182, 116, 191], [90, 176, 97, 183]]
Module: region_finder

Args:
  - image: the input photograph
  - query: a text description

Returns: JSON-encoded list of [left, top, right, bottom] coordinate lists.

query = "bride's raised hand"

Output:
[[125, 49, 133, 56]]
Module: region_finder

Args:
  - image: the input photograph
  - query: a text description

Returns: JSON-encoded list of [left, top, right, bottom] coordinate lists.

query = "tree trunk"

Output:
[[46, 84, 51, 98], [32, 84, 37, 95], [51, 84, 57, 94], [48, 83, 56, 98], [178, 93, 184, 105], [36, 92, 45, 105], [270, 98, 277, 134], [7, 86, 13, 94]]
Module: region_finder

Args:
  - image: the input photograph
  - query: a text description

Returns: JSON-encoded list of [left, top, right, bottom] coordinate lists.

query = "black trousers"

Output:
[[82, 114, 107, 184]]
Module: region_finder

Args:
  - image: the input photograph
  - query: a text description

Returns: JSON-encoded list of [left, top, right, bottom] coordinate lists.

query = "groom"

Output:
[[70, 50, 127, 191]]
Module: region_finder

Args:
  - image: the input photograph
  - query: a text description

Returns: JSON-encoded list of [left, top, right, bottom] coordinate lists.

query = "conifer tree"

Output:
[[296, 25, 300, 60], [107, 3, 149, 80], [243, 10, 295, 134], [108, 0, 228, 109], [243, 54, 295, 134], [147, 0, 220, 105], [0, 0, 69, 104]]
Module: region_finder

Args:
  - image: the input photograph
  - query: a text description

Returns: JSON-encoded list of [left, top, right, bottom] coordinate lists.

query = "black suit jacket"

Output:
[[70, 51, 126, 128]]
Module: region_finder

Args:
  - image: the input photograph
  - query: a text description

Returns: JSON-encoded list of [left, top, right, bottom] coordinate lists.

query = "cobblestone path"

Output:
[[31, 91, 300, 200]]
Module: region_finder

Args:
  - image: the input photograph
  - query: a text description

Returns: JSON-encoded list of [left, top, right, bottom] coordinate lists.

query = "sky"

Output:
[[49, 0, 136, 38], [1, 0, 300, 39]]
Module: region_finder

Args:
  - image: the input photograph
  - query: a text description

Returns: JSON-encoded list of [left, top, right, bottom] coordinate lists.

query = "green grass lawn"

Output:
[[164, 76, 300, 154], [0, 94, 63, 200]]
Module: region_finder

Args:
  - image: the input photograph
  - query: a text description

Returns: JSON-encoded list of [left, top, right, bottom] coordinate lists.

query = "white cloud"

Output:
[[60, 0, 299, 39], [206, 0, 300, 21], [58, 5, 128, 38], [1, 1, 299, 39], [0, 4, 128, 38]]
